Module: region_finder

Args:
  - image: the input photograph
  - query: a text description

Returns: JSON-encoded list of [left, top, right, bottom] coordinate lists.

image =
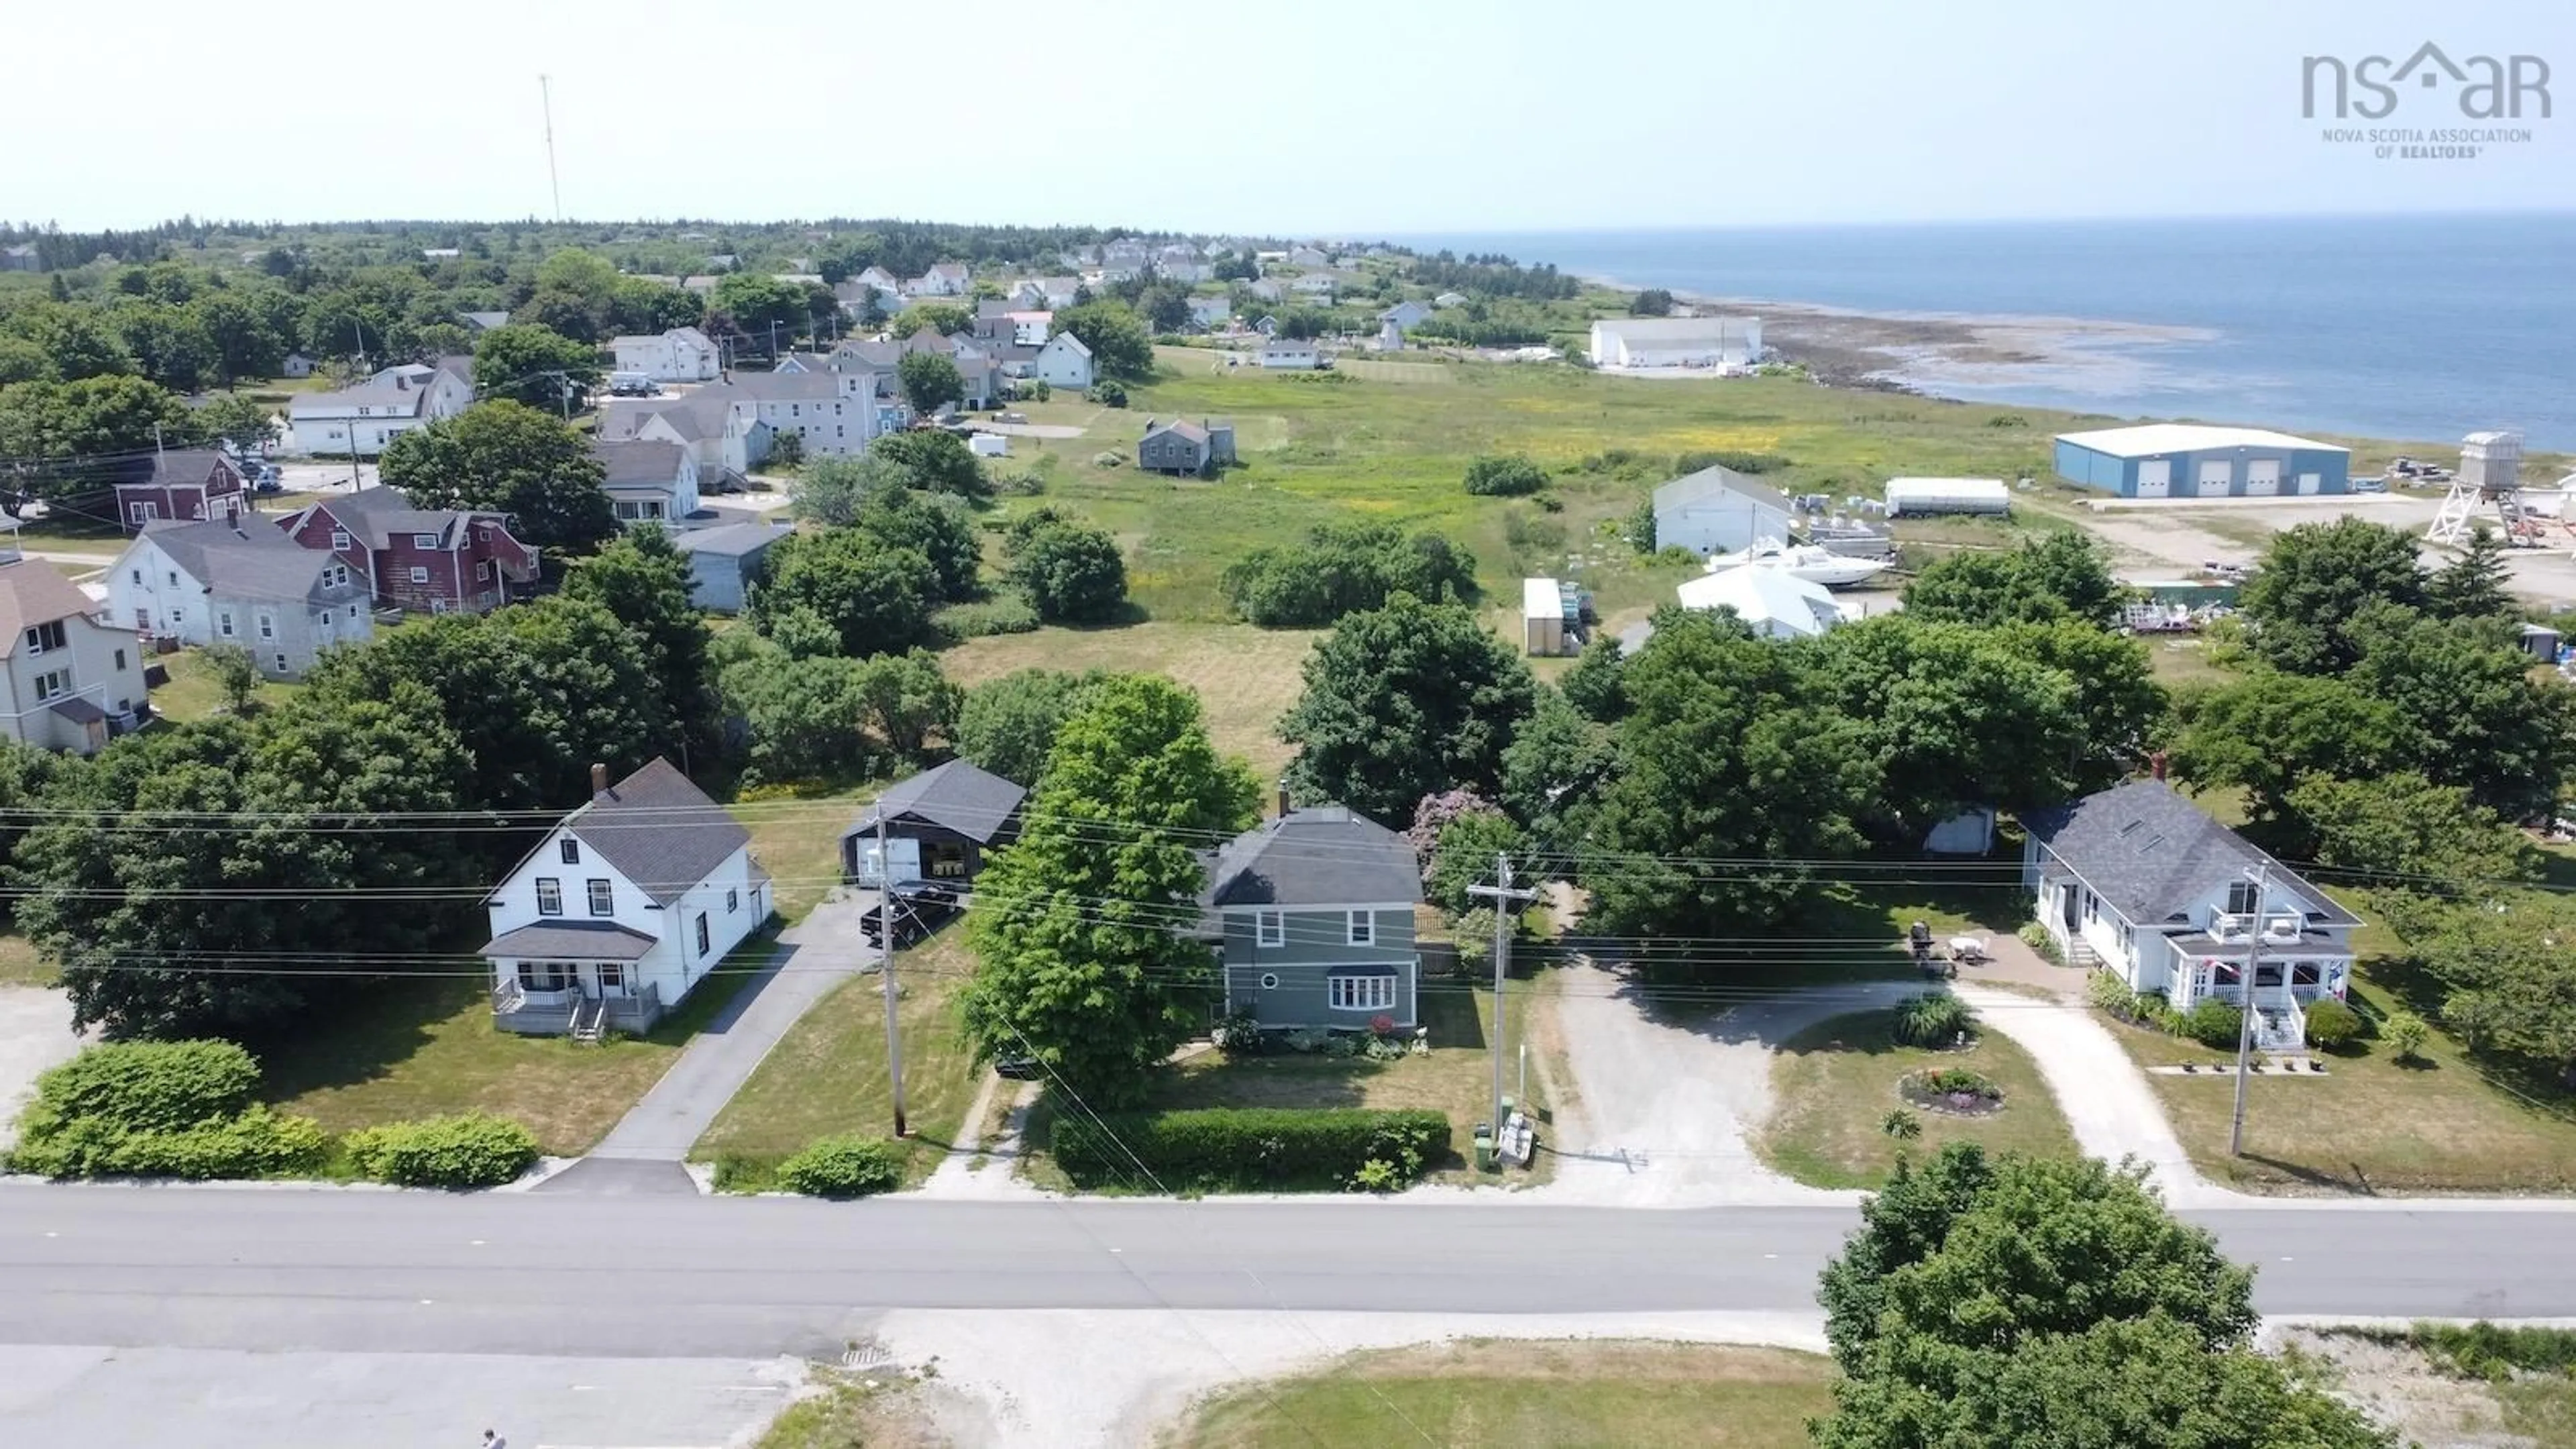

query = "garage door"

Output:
[[2245, 460, 2281, 496], [853, 837, 923, 886], [2296, 472, 2322, 495], [2197, 460, 2233, 497], [2137, 459, 2171, 498]]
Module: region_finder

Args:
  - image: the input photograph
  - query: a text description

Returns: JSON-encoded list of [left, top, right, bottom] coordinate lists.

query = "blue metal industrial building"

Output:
[[2053, 424, 2351, 498]]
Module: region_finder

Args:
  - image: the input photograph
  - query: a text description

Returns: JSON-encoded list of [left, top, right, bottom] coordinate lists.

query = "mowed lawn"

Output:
[[692, 926, 984, 1187], [1168, 1340, 1835, 1449], [2100, 975, 2576, 1195], [1118, 977, 1554, 1185], [262, 941, 770, 1157], [728, 780, 881, 923], [942, 622, 1319, 779], [998, 356, 2123, 621], [1760, 1008, 2079, 1190]]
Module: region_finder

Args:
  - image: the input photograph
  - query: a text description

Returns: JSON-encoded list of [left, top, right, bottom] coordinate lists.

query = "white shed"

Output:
[[1653, 465, 1794, 557], [1676, 565, 1847, 640], [1523, 577, 1568, 655], [969, 433, 1010, 458], [1884, 477, 2010, 517]]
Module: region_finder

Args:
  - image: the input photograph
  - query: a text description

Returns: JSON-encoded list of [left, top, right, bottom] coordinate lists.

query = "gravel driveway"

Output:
[[1536, 963, 1915, 1206]]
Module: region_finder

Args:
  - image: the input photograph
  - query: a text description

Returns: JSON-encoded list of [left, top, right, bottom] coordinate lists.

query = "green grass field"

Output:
[[1760, 1008, 2080, 1189], [1165, 1340, 1836, 1448], [1000, 354, 2116, 622]]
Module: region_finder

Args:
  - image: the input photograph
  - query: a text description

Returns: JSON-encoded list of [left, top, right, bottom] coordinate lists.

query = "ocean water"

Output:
[[1399, 215, 2576, 451]]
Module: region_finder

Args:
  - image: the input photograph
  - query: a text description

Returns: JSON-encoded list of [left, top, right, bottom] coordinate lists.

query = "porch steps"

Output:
[[570, 996, 609, 1044]]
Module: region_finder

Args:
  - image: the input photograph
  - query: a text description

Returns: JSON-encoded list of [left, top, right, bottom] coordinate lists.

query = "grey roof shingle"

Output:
[[592, 439, 688, 488], [842, 760, 1028, 848], [563, 757, 751, 907], [2024, 780, 2359, 928], [481, 920, 657, 960], [674, 522, 788, 558], [1653, 464, 1791, 517], [137, 449, 238, 492], [140, 519, 341, 604], [1203, 806, 1421, 908]]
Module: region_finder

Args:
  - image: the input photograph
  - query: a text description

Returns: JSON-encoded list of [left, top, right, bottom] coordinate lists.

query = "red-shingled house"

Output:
[[274, 486, 538, 614]]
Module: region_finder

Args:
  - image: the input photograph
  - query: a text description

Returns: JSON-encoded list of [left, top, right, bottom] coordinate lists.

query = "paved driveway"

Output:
[[539, 893, 874, 1193], [0, 988, 81, 1150], [1533, 963, 1915, 1206]]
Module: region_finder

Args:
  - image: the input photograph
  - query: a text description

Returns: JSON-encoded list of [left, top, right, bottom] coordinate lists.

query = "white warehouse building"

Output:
[[1589, 316, 1764, 372]]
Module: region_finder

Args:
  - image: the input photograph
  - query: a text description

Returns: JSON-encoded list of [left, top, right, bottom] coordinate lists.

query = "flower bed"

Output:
[[1899, 1065, 2005, 1116]]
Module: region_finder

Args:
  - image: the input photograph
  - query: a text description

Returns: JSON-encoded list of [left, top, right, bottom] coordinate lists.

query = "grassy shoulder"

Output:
[[0, 932, 55, 988], [1164, 1340, 1835, 1448], [692, 926, 984, 1189], [2098, 974, 2576, 1195], [262, 935, 773, 1157], [1759, 1008, 2080, 1190]]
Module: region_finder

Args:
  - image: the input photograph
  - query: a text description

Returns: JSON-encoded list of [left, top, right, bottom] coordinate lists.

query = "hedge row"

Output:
[[345, 1114, 540, 1188], [1051, 1107, 1453, 1193], [9, 1103, 327, 1180]]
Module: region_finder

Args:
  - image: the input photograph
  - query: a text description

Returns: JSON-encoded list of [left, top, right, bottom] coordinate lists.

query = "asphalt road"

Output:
[[6, 1187, 2574, 1359]]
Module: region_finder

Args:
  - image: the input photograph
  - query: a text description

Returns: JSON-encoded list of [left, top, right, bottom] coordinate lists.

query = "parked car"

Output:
[[994, 1057, 1044, 1081], [861, 880, 963, 948]]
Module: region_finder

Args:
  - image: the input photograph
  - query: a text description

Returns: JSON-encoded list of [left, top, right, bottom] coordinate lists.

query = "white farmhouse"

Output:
[[1260, 336, 1322, 370], [2025, 778, 2360, 1051], [906, 262, 971, 297], [485, 758, 774, 1038], [286, 361, 473, 457], [608, 326, 721, 383], [1032, 331, 1094, 390], [591, 439, 702, 527], [104, 519, 374, 678], [0, 536, 149, 753], [1589, 316, 1764, 371]]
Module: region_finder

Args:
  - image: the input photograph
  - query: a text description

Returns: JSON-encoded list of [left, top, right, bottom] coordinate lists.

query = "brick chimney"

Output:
[[2149, 750, 2168, 782], [591, 762, 609, 797], [1275, 785, 1293, 820]]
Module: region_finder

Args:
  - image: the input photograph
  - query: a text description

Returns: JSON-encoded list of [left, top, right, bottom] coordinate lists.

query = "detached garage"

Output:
[[2053, 424, 2349, 500]]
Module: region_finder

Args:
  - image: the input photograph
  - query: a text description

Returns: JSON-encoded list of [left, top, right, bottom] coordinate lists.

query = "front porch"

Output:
[[492, 969, 667, 1038], [2157, 932, 2350, 1053]]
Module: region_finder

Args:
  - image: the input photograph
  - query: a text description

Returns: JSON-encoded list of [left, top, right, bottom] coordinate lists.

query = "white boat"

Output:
[[1703, 537, 1891, 589]]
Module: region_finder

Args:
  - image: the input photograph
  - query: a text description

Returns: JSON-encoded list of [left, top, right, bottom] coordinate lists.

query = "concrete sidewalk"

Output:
[[543, 893, 874, 1192]]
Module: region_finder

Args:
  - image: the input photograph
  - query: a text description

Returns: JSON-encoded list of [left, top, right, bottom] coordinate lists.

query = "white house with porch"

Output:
[[483, 757, 773, 1039], [2022, 779, 2359, 1052]]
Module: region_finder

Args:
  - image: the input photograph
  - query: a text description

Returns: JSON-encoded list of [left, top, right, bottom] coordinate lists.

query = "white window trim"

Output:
[[1346, 910, 1375, 947], [1255, 910, 1283, 948], [1328, 972, 1397, 1012]]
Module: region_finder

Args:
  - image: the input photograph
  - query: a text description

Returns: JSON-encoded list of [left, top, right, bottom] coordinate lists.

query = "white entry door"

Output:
[[2245, 460, 2282, 496], [2296, 472, 2322, 495], [2136, 459, 2171, 498], [2196, 460, 2233, 497]]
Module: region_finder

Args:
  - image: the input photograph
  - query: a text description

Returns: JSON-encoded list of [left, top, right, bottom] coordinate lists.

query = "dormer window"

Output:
[[2226, 879, 2259, 915]]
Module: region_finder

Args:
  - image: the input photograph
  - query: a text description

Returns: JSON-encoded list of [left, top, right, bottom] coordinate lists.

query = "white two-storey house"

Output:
[[2023, 779, 2360, 1051], [484, 758, 774, 1038], [0, 534, 148, 753]]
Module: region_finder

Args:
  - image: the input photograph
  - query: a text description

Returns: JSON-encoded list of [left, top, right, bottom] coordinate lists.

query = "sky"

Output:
[[7, 0, 2569, 233]]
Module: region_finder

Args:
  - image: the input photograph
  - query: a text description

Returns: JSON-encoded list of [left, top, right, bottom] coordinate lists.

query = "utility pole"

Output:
[[2228, 863, 2271, 1158], [1466, 853, 1540, 1158], [877, 810, 907, 1138]]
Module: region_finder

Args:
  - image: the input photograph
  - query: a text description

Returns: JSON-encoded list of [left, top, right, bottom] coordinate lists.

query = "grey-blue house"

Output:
[[1196, 801, 1424, 1030], [2053, 424, 2350, 499], [674, 521, 790, 613]]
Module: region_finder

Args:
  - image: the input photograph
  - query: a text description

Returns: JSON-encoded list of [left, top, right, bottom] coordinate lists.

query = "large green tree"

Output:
[[955, 669, 1116, 788], [0, 375, 197, 506], [868, 429, 986, 499], [1053, 302, 1154, 381], [1219, 523, 1478, 627], [1813, 1144, 2387, 1448], [1900, 533, 2123, 629], [564, 526, 720, 769], [749, 529, 938, 657], [2283, 771, 2537, 894], [471, 323, 603, 412], [959, 676, 1260, 1104], [1582, 608, 1870, 937], [786, 453, 908, 527], [712, 273, 806, 351], [2347, 608, 2574, 821], [2169, 673, 2419, 837], [855, 486, 979, 604], [378, 400, 618, 557], [896, 351, 965, 415], [2383, 892, 2576, 1085], [2428, 523, 2519, 623], [2239, 517, 2428, 674], [1008, 519, 1128, 624], [1279, 594, 1537, 823], [11, 701, 472, 1040]]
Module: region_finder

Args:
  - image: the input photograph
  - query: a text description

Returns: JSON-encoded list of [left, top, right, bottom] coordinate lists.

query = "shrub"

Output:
[[1908, 1067, 2002, 1105], [19, 1040, 261, 1136], [1462, 454, 1548, 497], [2086, 970, 2138, 1020], [2018, 921, 2065, 965], [2385, 1010, 2431, 1062], [2404, 1321, 2576, 1381], [13, 1104, 327, 1181], [2137, 998, 2182, 1036], [1089, 380, 1128, 407], [1881, 1108, 1923, 1140], [934, 594, 1041, 641], [1090, 449, 1125, 468], [1890, 991, 1972, 1048], [1030, 380, 1052, 402], [1348, 1158, 1405, 1193], [1050, 1107, 1453, 1193], [2183, 999, 2245, 1049], [777, 1135, 906, 1198], [343, 1113, 541, 1188], [1211, 1009, 1264, 1057], [2304, 997, 2364, 1051]]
